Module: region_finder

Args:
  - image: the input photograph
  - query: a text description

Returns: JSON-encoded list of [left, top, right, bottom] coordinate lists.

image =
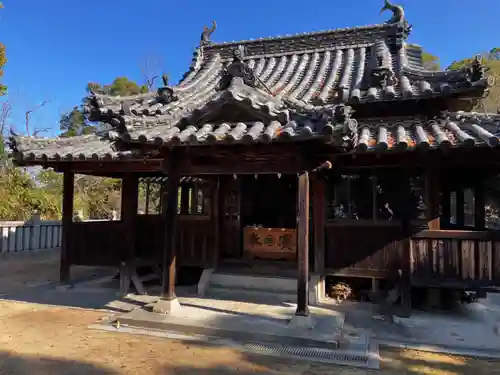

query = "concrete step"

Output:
[[209, 272, 297, 294], [208, 285, 297, 305]]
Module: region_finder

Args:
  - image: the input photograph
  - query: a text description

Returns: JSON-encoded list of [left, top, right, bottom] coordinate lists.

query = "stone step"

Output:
[[209, 272, 297, 294], [208, 285, 298, 305]]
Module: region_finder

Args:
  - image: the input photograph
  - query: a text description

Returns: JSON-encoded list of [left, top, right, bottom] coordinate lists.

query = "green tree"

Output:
[[87, 77, 148, 96], [0, 2, 6, 96], [0, 167, 61, 220], [448, 47, 500, 113], [422, 51, 440, 71], [409, 45, 440, 71], [59, 77, 149, 138], [59, 106, 97, 137]]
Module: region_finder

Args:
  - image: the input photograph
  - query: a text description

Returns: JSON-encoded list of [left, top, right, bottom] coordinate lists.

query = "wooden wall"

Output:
[[325, 221, 404, 279]]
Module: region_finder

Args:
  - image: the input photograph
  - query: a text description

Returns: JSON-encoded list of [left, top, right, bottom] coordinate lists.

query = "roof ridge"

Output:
[[204, 23, 394, 49]]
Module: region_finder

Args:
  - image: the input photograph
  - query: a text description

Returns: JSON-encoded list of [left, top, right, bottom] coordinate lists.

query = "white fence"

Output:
[[0, 215, 62, 254]]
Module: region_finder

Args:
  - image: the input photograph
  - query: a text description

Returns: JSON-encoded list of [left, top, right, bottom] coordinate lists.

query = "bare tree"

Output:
[[0, 100, 11, 135], [24, 99, 51, 136], [139, 55, 164, 91]]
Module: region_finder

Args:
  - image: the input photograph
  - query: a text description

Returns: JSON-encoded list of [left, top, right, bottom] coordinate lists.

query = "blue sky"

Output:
[[0, 0, 498, 136]]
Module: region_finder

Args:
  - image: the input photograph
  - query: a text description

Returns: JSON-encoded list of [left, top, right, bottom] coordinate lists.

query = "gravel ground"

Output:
[[0, 250, 499, 375]]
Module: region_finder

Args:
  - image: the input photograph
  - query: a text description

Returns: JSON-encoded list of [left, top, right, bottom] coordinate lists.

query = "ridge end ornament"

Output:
[[380, 0, 412, 38], [200, 21, 217, 46]]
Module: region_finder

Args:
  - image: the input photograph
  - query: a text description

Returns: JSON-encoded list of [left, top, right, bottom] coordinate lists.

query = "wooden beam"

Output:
[[52, 159, 164, 174], [296, 171, 310, 317], [60, 171, 74, 282]]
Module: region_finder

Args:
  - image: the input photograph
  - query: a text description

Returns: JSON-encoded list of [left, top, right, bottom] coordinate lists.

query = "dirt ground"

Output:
[[1, 251, 500, 375]]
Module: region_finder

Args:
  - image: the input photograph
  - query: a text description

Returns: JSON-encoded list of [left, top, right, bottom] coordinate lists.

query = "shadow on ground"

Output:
[[0, 351, 118, 375]]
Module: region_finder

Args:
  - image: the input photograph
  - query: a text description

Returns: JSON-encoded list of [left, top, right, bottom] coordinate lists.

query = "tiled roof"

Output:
[[85, 23, 490, 132], [10, 112, 500, 162], [355, 111, 500, 152], [8, 133, 140, 162]]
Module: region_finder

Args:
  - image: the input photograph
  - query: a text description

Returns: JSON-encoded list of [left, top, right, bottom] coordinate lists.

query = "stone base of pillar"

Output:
[[152, 298, 182, 315], [288, 314, 315, 329]]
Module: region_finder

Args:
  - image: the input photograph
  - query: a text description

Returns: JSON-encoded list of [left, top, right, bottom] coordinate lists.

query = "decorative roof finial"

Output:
[[161, 73, 169, 87], [380, 0, 405, 24], [200, 21, 217, 46], [157, 73, 178, 104]]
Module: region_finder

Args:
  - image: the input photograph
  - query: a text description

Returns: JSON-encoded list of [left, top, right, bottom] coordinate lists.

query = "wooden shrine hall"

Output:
[[9, 0, 500, 316]]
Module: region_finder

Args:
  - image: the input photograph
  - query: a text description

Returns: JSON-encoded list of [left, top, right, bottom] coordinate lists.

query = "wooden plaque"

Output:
[[243, 227, 297, 261]]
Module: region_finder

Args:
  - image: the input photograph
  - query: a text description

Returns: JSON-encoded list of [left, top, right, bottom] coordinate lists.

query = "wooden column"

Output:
[[425, 169, 441, 230], [154, 157, 181, 313], [311, 174, 325, 274], [60, 171, 74, 282], [121, 174, 139, 262], [295, 171, 310, 317]]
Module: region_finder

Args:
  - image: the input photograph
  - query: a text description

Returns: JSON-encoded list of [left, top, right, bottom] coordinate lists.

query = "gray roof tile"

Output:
[[355, 112, 500, 152], [8, 133, 140, 162], [84, 25, 490, 130], [9, 111, 500, 161]]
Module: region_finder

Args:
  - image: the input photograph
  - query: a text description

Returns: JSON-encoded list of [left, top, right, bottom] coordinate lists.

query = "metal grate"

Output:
[[207, 338, 372, 366], [90, 322, 379, 369]]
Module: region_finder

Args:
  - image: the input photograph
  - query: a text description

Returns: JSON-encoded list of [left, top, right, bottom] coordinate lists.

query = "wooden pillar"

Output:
[[295, 171, 310, 317], [425, 169, 441, 230], [121, 174, 138, 262], [311, 174, 325, 275], [60, 171, 74, 283], [154, 157, 181, 313], [475, 178, 486, 230]]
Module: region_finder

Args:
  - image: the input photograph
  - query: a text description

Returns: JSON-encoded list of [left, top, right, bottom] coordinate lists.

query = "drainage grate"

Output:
[[89, 322, 379, 369], [176, 332, 376, 368], [207, 339, 374, 367]]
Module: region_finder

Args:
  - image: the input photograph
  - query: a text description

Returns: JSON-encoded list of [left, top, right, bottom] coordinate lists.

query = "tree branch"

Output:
[[25, 99, 51, 136], [139, 56, 164, 91], [0, 100, 12, 135]]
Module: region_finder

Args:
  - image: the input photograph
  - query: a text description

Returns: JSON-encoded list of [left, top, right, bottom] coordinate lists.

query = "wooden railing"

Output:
[[0, 216, 62, 253], [324, 222, 500, 287], [410, 230, 500, 287]]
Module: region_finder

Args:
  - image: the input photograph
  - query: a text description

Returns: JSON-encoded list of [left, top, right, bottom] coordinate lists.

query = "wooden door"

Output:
[[220, 176, 242, 259]]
